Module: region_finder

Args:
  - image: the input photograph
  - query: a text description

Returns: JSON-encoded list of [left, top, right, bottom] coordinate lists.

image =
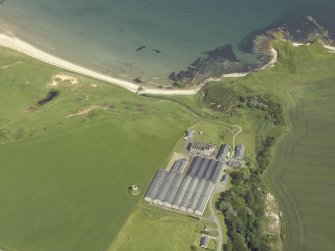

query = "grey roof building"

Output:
[[200, 236, 209, 248], [187, 156, 223, 183], [216, 144, 231, 160], [180, 177, 199, 211], [145, 172, 216, 216], [235, 144, 246, 159], [164, 174, 185, 208], [195, 181, 214, 216], [187, 179, 207, 213], [144, 170, 168, 203], [153, 172, 176, 205], [171, 158, 187, 173], [172, 175, 193, 210], [189, 141, 215, 157]]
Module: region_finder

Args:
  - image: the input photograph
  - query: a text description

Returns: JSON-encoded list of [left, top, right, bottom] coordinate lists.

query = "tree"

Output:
[[190, 245, 197, 251]]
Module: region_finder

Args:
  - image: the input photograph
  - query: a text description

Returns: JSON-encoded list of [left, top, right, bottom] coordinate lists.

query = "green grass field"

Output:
[[263, 59, 335, 249], [108, 206, 198, 251], [0, 47, 196, 251]]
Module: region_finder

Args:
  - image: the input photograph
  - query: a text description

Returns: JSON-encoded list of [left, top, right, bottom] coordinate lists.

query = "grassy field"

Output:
[[108, 206, 198, 251], [263, 57, 335, 249], [0, 47, 196, 251]]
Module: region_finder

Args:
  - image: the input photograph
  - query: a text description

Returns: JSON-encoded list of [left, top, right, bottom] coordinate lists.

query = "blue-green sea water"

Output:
[[0, 0, 334, 85]]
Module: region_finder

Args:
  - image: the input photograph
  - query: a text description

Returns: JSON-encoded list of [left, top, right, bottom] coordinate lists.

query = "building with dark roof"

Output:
[[144, 170, 168, 203], [189, 141, 215, 157], [234, 144, 246, 159], [187, 156, 223, 183], [144, 161, 219, 216], [200, 235, 209, 248], [216, 144, 231, 160], [171, 158, 187, 173]]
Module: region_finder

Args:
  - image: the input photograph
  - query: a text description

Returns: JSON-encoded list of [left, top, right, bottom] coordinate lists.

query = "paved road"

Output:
[[208, 122, 242, 251], [209, 195, 223, 251]]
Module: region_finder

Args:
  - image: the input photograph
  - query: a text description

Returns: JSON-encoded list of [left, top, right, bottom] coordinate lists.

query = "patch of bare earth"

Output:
[[49, 74, 99, 89], [50, 74, 78, 87], [67, 105, 108, 117], [265, 193, 283, 250]]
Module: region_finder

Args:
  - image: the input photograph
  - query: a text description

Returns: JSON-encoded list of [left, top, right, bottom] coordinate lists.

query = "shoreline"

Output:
[[0, 33, 332, 96], [0, 33, 278, 96], [0, 34, 140, 93]]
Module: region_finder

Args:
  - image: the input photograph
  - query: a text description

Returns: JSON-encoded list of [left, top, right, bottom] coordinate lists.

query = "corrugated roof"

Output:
[[180, 177, 199, 209], [187, 179, 207, 211], [216, 144, 231, 160], [172, 175, 193, 207], [154, 172, 176, 202], [164, 175, 185, 205], [144, 170, 167, 199], [195, 181, 214, 214]]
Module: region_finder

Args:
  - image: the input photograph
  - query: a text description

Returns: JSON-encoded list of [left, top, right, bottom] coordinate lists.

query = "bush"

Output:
[[190, 245, 198, 251]]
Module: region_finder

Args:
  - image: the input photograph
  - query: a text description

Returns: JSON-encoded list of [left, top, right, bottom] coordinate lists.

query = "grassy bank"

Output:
[[108, 206, 198, 251]]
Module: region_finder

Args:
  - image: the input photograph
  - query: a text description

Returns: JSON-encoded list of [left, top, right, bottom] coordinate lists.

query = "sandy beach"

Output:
[[324, 45, 335, 53], [0, 34, 140, 93], [0, 33, 279, 96], [260, 47, 278, 70], [1, 33, 332, 96]]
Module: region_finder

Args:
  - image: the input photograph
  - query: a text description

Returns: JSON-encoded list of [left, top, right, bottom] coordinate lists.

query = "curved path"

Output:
[[208, 119, 243, 149], [232, 125, 243, 149]]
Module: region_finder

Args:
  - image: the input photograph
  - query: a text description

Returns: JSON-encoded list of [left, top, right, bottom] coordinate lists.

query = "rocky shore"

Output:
[[169, 16, 334, 87]]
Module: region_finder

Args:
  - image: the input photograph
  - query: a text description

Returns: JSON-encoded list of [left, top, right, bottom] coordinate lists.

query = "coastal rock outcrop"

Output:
[[169, 16, 334, 87]]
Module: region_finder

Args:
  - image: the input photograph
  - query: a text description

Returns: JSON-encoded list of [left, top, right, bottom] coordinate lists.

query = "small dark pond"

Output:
[[38, 90, 60, 106]]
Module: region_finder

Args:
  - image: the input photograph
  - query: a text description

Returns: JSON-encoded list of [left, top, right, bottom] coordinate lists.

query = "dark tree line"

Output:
[[218, 168, 275, 251]]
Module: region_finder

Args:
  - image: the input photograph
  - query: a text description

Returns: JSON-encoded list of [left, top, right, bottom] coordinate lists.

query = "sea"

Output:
[[0, 0, 334, 86]]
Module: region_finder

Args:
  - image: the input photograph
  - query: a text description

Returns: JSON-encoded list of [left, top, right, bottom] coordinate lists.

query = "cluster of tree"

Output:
[[239, 95, 283, 125], [218, 168, 275, 251], [256, 136, 275, 172]]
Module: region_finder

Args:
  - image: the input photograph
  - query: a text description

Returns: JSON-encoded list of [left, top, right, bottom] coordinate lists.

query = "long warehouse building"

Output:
[[144, 156, 223, 216]]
